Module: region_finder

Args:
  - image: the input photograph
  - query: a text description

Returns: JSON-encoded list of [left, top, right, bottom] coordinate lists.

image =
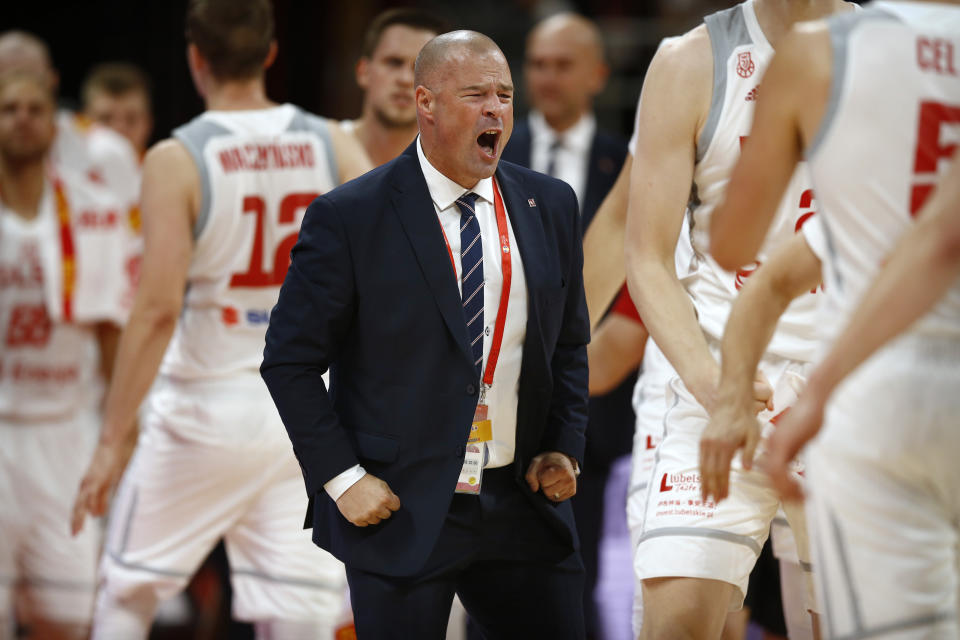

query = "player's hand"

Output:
[[700, 398, 761, 503], [699, 370, 774, 502], [763, 387, 826, 502], [752, 370, 774, 415], [71, 442, 126, 536], [525, 451, 577, 503], [336, 474, 401, 527]]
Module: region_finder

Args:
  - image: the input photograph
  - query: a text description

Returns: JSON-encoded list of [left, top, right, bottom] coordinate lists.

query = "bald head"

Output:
[[414, 30, 504, 89], [528, 13, 604, 63], [524, 13, 608, 132], [0, 31, 57, 90], [413, 30, 513, 188]]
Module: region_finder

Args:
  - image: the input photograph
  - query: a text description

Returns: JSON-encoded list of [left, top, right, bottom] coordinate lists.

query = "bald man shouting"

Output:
[[262, 31, 590, 639]]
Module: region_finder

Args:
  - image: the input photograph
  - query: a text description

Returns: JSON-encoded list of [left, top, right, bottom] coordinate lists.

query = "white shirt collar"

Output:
[[528, 110, 596, 154], [416, 136, 495, 212]]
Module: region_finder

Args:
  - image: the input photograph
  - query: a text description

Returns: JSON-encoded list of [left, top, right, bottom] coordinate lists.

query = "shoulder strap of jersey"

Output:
[[807, 8, 901, 159], [173, 116, 231, 239], [699, 2, 754, 162]]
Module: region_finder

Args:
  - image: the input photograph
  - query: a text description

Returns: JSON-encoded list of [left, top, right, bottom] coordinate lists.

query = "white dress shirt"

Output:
[[324, 138, 529, 500], [528, 110, 596, 210]]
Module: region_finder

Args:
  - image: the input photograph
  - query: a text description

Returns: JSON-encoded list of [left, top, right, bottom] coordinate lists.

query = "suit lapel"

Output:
[[389, 150, 473, 366], [495, 165, 548, 296]]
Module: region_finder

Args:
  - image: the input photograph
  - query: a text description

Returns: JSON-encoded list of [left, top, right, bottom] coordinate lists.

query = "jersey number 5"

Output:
[[910, 100, 960, 217], [230, 192, 318, 288]]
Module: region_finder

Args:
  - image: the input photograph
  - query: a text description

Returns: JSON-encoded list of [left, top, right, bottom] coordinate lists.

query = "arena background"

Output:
[[0, 0, 753, 147], [0, 1, 864, 638]]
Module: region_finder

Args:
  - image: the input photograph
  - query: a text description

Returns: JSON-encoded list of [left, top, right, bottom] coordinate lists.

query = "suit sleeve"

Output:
[[540, 185, 590, 465], [261, 195, 360, 498]]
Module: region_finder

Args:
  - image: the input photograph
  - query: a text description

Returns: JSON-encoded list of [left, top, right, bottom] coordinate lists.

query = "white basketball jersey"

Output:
[[805, 1, 960, 343], [687, 0, 824, 363], [52, 110, 141, 211], [0, 174, 128, 421], [159, 104, 340, 380]]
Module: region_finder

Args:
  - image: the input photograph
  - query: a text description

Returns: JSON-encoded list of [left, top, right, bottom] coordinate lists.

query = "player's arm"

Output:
[[94, 321, 138, 466], [710, 25, 832, 270], [71, 140, 197, 535], [766, 156, 960, 500], [625, 29, 719, 410], [700, 234, 822, 501], [328, 118, 374, 183], [588, 313, 648, 396], [582, 154, 632, 328]]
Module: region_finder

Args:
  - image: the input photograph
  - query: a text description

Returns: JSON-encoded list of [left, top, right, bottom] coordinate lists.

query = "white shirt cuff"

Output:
[[323, 464, 367, 501]]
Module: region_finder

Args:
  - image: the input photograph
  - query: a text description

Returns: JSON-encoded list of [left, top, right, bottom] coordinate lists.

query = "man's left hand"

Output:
[[525, 452, 577, 502]]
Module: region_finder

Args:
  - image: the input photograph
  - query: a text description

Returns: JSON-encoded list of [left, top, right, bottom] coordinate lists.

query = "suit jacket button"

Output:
[[466, 384, 476, 395], [456, 445, 465, 457]]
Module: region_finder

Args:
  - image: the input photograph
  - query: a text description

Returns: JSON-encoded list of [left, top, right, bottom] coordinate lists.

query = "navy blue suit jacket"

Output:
[[502, 116, 635, 465], [261, 143, 590, 578], [500, 117, 627, 227]]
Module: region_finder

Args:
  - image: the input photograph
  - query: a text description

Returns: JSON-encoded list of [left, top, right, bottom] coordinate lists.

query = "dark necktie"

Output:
[[546, 137, 563, 177], [455, 193, 484, 376]]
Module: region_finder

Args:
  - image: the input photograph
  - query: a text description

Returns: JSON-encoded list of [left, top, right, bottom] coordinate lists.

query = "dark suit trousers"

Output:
[[346, 467, 586, 640]]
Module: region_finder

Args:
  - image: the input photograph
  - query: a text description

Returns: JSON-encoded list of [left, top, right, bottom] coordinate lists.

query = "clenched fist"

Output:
[[336, 473, 401, 527]]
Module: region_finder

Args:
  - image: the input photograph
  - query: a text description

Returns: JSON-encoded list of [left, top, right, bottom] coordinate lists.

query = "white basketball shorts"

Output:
[[806, 334, 960, 639], [634, 344, 813, 610], [0, 411, 100, 623], [96, 374, 347, 624]]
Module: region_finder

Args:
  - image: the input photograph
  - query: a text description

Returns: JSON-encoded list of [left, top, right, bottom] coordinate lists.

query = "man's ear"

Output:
[[356, 57, 370, 90], [263, 40, 278, 70], [186, 44, 207, 98], [415, 85, 434, 122]]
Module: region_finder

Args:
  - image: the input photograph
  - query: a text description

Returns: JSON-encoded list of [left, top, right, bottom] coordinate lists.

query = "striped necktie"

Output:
[[546, 136, 563, 177], [455, 192, 484, 377]]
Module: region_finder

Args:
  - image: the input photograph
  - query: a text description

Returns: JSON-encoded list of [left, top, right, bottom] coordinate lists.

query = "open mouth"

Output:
[[477, 130, 500, 158]]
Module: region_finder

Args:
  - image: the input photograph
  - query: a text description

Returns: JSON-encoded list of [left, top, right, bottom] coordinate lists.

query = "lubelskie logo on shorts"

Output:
[[660, 472, 700, 492]]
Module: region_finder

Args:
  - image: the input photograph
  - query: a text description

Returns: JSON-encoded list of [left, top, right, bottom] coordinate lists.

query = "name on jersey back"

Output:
[[218, 142, 316, 173]]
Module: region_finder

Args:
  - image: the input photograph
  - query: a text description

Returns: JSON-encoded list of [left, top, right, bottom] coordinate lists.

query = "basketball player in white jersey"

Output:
[[0, 32, 142, 312], [342, 8, 445, 167], [69, 1, 371, 637], [0, 32, 141, 218], [625, 1, 857, 637], [0, 71, 130, 640], [705, 3, 960, 636]]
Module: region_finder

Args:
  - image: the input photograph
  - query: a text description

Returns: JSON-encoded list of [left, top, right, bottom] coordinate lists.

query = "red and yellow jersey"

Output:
[[0, 170, 131, 422]]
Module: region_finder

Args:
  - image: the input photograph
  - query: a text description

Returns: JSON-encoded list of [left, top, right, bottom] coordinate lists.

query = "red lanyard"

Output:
[[438, 180, 512, 389]]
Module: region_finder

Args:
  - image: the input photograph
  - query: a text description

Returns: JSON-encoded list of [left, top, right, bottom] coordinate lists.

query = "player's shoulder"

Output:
[[643, 24, 713, 111], [140, 138, 199, 193], [778, 20, 834, 87], [652, 23, 713, 79]]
